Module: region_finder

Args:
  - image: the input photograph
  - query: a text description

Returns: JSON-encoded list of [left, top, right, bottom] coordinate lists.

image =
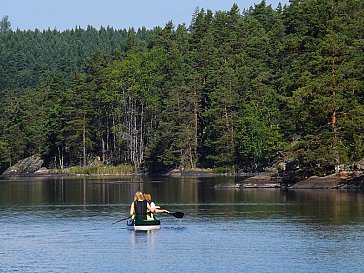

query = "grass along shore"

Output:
[[68, 164, 138, 175]]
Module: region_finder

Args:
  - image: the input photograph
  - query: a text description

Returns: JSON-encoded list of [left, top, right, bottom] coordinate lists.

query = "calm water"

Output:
[[0, 176, 363, 273]]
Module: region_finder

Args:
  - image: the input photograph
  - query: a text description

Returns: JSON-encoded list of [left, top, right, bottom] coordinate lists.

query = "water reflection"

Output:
[[282, 190, 364, 225], [0, 176, 363, 227], [130, 230, 158, 250], [1, 176, 364, 273]]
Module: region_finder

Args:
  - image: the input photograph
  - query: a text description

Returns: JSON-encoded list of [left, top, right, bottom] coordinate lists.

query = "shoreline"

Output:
[[1, 169, 363, 190]]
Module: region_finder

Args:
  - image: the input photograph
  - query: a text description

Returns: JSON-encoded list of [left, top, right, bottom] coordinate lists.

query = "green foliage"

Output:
[[68, 164, 137, 175], [0, 0, 363, 176], [0, 16, 11, 32], [212, 166, 235, 174], [282, 0, 364, 173]]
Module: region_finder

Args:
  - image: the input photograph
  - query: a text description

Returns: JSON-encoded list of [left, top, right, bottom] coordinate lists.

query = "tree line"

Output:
[[0, 0, 363, 175]]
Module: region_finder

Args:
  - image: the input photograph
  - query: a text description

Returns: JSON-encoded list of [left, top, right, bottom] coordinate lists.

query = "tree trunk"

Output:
[[102, 137, 105, 163], [82, 120, 86, 167], [58, 146, 64, 169], [193, 88, 198, 149], [139, 103, 144, 167]]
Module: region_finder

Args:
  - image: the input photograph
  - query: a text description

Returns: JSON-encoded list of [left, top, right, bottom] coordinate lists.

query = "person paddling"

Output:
[[144, 192, 169, 220], [112, 191, 180, 225], [130, 191, 153, 220]]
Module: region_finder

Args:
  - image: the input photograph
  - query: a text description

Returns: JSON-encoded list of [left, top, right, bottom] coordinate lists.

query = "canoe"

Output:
[[127, 217, 161, 231]]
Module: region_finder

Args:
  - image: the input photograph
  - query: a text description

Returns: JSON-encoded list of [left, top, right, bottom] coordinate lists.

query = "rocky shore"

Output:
[[1, 155, 44, 176], [2, 156, 364, 190], [165, 168, 364, 190], [220, 171, 364, 190], [1, 155, 68, 177]]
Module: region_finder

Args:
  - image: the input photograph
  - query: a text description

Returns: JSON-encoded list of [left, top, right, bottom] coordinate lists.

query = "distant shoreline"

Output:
[[2, 169, 363, 191]]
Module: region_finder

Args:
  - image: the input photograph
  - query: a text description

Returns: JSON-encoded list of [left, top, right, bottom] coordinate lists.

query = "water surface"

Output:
[[0, 176, 363, 272]]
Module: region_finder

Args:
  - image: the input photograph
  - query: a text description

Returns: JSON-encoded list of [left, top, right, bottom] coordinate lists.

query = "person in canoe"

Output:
[[129, 191, 168, 220], [129, 191, 150, 220], [144, 192, 169, 220]]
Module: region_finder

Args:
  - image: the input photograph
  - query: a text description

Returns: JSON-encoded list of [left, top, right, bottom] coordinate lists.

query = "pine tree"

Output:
[[284, 0, 364, 174], [0, 16, 11, 32]]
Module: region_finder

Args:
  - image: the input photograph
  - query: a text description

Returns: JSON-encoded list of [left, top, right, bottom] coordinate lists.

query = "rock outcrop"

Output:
[[289, 173, 347, 189], [216, 171, 364, 190], [288, 171, 364, 190], [1, 155, 43, 176], [164, 168, 214, 177], [340, 173, 364, 190]]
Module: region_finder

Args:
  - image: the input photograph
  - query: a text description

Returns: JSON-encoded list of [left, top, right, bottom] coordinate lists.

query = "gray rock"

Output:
[[165, 168, 182, 177], [34, 167, 50, 174], [289, 173, 349, 189], [2, 155, 43, 176], [355, 160, 364, 170]]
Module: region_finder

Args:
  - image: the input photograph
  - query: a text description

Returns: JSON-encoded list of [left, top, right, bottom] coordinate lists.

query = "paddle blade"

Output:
[[172, 212, 184, 218]]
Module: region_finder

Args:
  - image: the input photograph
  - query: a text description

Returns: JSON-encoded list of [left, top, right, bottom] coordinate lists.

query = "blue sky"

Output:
[[2, 0, 289, 31]]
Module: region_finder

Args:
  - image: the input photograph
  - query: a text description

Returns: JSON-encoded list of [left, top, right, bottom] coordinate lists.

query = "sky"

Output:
[[2, 0, 289, 31]]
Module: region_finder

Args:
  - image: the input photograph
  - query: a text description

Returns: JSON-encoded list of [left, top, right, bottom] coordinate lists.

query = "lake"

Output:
[[0, 176, 363, 273]]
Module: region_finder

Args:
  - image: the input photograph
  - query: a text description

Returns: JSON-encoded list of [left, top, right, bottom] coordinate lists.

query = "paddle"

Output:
[[112, 211, 184, 225], [112, 215, 132, 225], [165, 211, 184, 219]]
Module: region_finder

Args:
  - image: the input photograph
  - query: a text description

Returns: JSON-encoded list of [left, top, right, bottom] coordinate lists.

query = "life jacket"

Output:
[[146, 200, 154, 220], [134, 200, 147, 220]]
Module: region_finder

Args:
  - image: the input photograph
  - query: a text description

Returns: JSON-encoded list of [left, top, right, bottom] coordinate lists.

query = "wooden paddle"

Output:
[[112, 215, 132, 225]]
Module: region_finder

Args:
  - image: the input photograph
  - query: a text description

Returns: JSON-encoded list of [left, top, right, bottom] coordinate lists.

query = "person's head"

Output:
[[144, 193, 152, 201], [134, 191, 144, 201]]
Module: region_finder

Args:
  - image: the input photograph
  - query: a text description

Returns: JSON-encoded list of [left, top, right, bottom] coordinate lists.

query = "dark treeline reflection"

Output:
[[0, 176, 363, 225]]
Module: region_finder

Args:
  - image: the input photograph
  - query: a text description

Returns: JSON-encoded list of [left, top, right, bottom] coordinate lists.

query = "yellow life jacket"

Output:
[[147, 200, 155, 220]]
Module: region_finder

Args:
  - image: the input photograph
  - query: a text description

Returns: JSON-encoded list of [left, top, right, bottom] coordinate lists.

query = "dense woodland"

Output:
[[0, 0, 363, 175]]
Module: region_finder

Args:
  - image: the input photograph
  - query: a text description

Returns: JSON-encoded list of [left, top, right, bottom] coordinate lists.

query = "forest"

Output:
[[0, 0, 363, 175]]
